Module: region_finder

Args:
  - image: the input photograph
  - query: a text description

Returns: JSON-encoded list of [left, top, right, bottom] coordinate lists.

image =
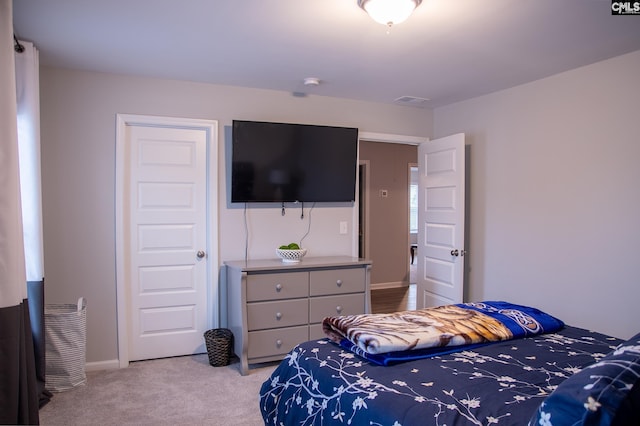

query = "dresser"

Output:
[[225, 256, 371, 375]]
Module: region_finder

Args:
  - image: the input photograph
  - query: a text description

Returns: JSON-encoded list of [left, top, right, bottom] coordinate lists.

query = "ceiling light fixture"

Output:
[[358, 0, 422, 27]]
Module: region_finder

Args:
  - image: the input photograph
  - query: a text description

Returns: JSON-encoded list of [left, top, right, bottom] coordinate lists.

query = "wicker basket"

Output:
[[276, 248, 307, 263], [204, 328, 234, 367]]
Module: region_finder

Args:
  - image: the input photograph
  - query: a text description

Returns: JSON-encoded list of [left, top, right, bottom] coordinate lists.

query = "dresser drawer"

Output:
[[309, 293, 365, 323], [248, 326, 309, 359], [310, 268, 365, 296], [309, 323, 327, 341], [247, 298, 308, 331], [246, 271, 308, 302]]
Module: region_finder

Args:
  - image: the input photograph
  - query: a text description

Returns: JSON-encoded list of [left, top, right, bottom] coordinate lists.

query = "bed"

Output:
[[259, 301, 640, 425]]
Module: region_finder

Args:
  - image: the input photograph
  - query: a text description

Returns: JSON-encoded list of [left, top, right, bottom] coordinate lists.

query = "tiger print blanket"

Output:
[[322, 301, 565, 357]]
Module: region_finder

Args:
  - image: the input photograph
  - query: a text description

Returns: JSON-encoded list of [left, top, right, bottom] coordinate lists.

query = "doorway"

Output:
[[357, 132, 426, 313]]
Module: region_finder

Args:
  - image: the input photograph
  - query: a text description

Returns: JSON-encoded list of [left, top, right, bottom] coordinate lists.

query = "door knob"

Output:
[[450, 249, 459, 256], [196, 250, 206, 259]]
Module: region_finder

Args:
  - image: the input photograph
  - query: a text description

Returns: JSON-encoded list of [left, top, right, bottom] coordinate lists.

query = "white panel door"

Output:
[[416, 134, 465, 309], [126, 124, 208, 361]]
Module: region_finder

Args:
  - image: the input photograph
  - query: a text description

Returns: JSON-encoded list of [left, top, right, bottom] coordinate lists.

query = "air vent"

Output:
[[394, 96, 430, 107]]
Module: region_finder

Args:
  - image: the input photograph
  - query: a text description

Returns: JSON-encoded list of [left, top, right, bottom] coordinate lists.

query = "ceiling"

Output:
[[11, 0, 640, 108]]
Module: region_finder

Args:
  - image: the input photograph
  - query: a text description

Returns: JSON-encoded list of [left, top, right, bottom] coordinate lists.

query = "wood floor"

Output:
[[371, 283, 416, 314], [370, 262, 417, 314]]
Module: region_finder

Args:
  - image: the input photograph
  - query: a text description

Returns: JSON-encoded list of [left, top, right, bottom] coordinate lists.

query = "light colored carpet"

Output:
[[41, 267, 417, 425], [40, 355, 276, 425]]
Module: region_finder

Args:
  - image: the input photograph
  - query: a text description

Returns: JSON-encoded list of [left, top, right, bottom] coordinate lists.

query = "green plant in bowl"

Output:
[[279, 243, 300, 250]]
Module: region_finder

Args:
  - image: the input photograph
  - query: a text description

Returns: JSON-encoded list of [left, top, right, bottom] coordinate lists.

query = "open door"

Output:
[[416, 134, 465, 308]]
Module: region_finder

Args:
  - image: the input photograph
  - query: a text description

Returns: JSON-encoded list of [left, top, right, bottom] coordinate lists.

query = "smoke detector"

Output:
[[303, 77, 321, 86]]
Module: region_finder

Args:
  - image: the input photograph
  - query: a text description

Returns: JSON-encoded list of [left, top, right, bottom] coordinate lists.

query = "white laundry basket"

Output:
[[45, 297, 87, 392]]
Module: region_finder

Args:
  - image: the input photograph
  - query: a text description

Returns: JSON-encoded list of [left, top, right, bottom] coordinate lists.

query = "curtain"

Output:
[[16, 44, 44, 283], [0, 0, 41, 423], [15, 35, 49, 410]]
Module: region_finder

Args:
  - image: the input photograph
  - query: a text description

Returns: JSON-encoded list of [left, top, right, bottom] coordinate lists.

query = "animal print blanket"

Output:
[[322, 301, 564, 364]]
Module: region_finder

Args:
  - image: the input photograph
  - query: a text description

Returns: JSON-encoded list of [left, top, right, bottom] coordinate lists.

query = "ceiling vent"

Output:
[[394, 96, 430, 108]]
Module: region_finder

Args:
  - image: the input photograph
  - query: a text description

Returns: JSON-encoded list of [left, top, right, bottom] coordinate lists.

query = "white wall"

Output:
[[39, 67, 432, 363], [434, 50, 640, 340]]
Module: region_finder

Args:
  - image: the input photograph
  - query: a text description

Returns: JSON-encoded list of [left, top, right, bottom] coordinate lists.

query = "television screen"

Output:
[[231, 120, 359, 203]]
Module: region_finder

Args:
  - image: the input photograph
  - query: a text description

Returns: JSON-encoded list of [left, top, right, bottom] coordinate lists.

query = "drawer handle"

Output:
[[336, 305, 343, 314], [276, 312, 282, 320], [276, 339, 283, 347], [336, 279, 343, 287], [275, 283, 282, 292]]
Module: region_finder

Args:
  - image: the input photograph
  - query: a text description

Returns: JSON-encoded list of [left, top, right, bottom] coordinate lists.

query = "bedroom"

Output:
[[4, 0, 640, 423]]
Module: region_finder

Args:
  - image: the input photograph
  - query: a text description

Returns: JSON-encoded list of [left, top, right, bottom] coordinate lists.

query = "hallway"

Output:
[[371, 262, 416, 314]]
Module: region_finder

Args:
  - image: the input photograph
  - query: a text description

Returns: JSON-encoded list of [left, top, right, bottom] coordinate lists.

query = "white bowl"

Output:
[[276, 248, 307, 263]]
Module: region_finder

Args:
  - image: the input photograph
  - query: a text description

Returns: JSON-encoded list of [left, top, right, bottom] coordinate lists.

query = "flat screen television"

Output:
[[231, 120, 359, 203]]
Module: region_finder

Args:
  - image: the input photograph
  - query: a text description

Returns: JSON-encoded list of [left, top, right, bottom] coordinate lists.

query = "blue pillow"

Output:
[[529, 332, 640, 426]]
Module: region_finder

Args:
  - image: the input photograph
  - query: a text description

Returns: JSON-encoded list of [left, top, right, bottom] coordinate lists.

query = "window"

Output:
[[409, 166, 418, 234]]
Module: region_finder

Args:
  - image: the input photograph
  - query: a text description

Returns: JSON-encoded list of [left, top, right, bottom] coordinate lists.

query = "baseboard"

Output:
[[371, 281, 410, 290], [86, 359, 120, 371]]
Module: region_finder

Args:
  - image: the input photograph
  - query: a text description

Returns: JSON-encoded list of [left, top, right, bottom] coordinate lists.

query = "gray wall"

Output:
[[435, 50, 640, 340], [40, 49, 640, 366], [39, 67, 432, 365]]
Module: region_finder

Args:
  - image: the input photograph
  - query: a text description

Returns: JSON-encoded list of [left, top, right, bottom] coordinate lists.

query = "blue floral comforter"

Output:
[[260, 326, 621, 425]]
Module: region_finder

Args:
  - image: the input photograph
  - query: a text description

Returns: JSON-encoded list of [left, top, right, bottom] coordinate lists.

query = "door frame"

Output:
[[115, 114, 219, 368]]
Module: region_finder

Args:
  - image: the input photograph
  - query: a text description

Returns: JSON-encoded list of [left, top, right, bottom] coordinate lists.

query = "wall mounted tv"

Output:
[[231, 120, 359, 203]]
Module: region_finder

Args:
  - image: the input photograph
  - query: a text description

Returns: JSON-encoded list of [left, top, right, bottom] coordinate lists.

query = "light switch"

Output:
[[339, 221, 348, 234]]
